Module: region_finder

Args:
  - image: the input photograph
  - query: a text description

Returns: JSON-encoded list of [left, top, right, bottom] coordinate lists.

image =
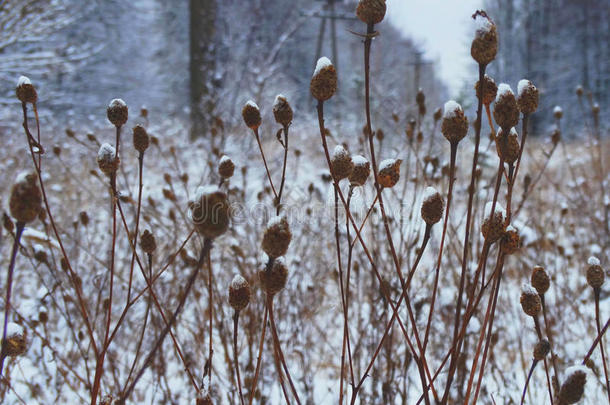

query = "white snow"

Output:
[[352, 155, 368, 165], [267, 215, 285, 228], [443, 100, 462, 118], [521, 283, 538, 296], [564, 365, 588, 379], [14, 171, 34, 184], [332, 145, 349, 159], [587, 256, 600, 266], [517, 79, 533, 97], [553, 105, 563, 114], [379, 158, 399, 171], [472, 13, 493, 38], [274, 94, 287, 108], [22, 228, 60, 250], [230, 274, 248, 289], [108, 98, 126, 107], [219, 155, 232, 164], [313, 56, 332, 77], [484, 201, 506, 220], [6, 322, 24, 337], [496, 83, 514, 102], [245, 100, 259, 110], [194, 185, 221, 201], [17, 75, 31, 86], [97, 143, 116, 160], [423, 186, 439, 201]]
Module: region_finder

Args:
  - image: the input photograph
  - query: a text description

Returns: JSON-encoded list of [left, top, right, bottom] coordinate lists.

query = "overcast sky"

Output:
[[386, 0, 483, 96]]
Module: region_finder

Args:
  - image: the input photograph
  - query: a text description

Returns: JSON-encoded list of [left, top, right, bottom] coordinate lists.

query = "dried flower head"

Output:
[[517, 79, 539, 114], [218, 155, 235, 179], [242, 100, 261, 130], [331, 145, 354, 181], [196, 394, 213, 405], [493, 84, 520, 130], [310, 57, 337, 101], [107, 99, 128, 127], [533, 339, 551, 361], [471, 11, 497, 65], [273, 94, 293, 126], [9, 172, 42, 224], [553, 105, 563, 120], [495, 127, 520, 164], [500, 226, 521, 255], [229, 274, 251, 311], [140, 229, 157, 254], [520, 283, 542, 317], [262, 216, 291, 258], [475, 74, 498, 105], [97, 143, 119, 176], [575, 86, 584, 97], [132, 125, 150, 153], [259, 258, 289, 295], [378, 158, 402, 188], [586, 256, 604, 289], [441, 100, 469, 144], [356, 0, 386, 24], [421, 187, 444, 225], [531, 266, 550, 295], [349, 155, 370, 186], [557, 366, 587, 405], [1, 323, 27, 357], [16, 76, 37, 104], [481, 201, 506, 243], [190, 185, 230, 239]]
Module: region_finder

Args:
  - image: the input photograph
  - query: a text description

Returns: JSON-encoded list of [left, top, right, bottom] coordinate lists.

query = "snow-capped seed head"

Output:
[[140, 229, 157, 254], [500, 226, 521, 255], [196, 394, 213, 405], [495, 127, 520, 164], [378, 158, 402, 188], [531, 266, 550, 295], [493, 84, 519, 129], [259, 258, 289, 296], [228, 274, 251, 311], [262, 216, 291, 258], [475, 74, 498, 105], [575, 85, 584, 97], [592, 103, 600, 115], [470, 10, 497, 65], [107, 98, 128, 127], [242, 100, 261, 130], [16, 75, 37, 103], [533, 339, 551, 361], [1, 322, 27, 357], [481, 201, 506, 243], [310, 57, 337, 101], [97, 143, 119, 176], [558, 366, 587, 404], [349, 155, 371, 186], [433, 107, 442, 121], [356, 0, 386, 24], [218, 155, 235, 179], [273, 94, 293, 126], [441, 100, 469, 144], [421, 187, 444, 225], [9, 172, 42, 224], [520, 283, 542, 317], [331, 145, 354, 181], [132, 125, 149, 153], [517, 79, 539, 114], [553, 105, 563, 120], [190, 185, 230, 239], [586, 257, 604, 289]]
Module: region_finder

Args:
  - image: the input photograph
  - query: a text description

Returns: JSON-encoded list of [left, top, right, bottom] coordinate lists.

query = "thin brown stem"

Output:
[[594, 289, 610, 402], [253, 128, 278, 199], [233, 311, 246, 405], [248, 306, 268, 405]]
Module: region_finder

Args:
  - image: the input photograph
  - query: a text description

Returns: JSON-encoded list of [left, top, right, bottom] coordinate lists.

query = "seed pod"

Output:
[[310, 57, 337, 101], [107, 99, 128, 127], [471, 11, 497, 66], [262, 216, 291, 258], [1, 323, 27, 357], [349, 155, 370, 186], [140, 229, 157, 254], [481, 201, 506, 243], [132, 125, 150, 153], [97, 143, 119, 176], [575, 86, 584, 97], [586, 256, 604, 289], [196, 394, 213, 405], [557, 366, 587, 405], [421, 186, 444, 225], [229, 274, 251, 311], [3, 213, 15, 233], [16, 76, 37, 104], [433, 107, 442, 121], [531, 266, 550, 295], [242, 100, 261, 130], [533, 339, 551, 361], [495, 127, 520, 164], [553, 106, 563, 120], [500, 226, 521, 255], [331, 145, 354, 181], [493, 84, 519, 130], [378, 158, 402, 188], [517, 79, 539, 114], [520, 283, 542, 317], [273, 94, 293, 126], [190, 185, 230, 239], [218, 155, 235, 179], [9, 172, 42, 224], [441, 100, 469, 144], [475, 74, 498, 106], [259, 258, 289, 295], [356, 0, 386, 24]]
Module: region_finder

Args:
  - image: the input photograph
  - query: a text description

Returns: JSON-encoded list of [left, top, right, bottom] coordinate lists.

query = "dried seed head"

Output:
[[132, 125, 150, 153], [553, 105, 563, 120], [1, 323, 27, 357], [520, 283, 542, 317], [433, 107, 442, 121], [421, 186, 444, 225], [495, 127, 520, 164], [500, 226, 521, 255], [3, 212, 15, 233], [356, 0, 386, 24], [262, 216, 291, 258], [517, 79, 539, 114], [557, 366, 587, 405], [533, 339, 551, 361], [273, 94, 293, 126], [229, 274, 251, 311], [107, 99, 128, 127], [259, 258, 289, 295], [349, 155, 371, 186], [331, 145, 354, 181], [441, 100, 469, 144], [591, 103, 599, 115], [140, 229, 157, 254], [242, 100, 261, 130], [531, 266, 550, 295], [9, 172, 42, 224], [218, 155, 235, 179], [481, 201, 506, 243], [575, 86, 584, 97], [586, 256, 604, 289], [475, 74, 498, 105], [310, 57, 337, 101], [470, 11, 498, 65], [97, 143, 119, 176], [493, 84, 520, 130], [196, 394, 213, 405], [378, 158, 402, 188], [16, 76, 37, 104], [190, 185, 230, 239]]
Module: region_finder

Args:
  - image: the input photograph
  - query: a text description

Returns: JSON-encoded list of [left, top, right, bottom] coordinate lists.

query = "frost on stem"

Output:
[[310, 57, 337, 101]]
